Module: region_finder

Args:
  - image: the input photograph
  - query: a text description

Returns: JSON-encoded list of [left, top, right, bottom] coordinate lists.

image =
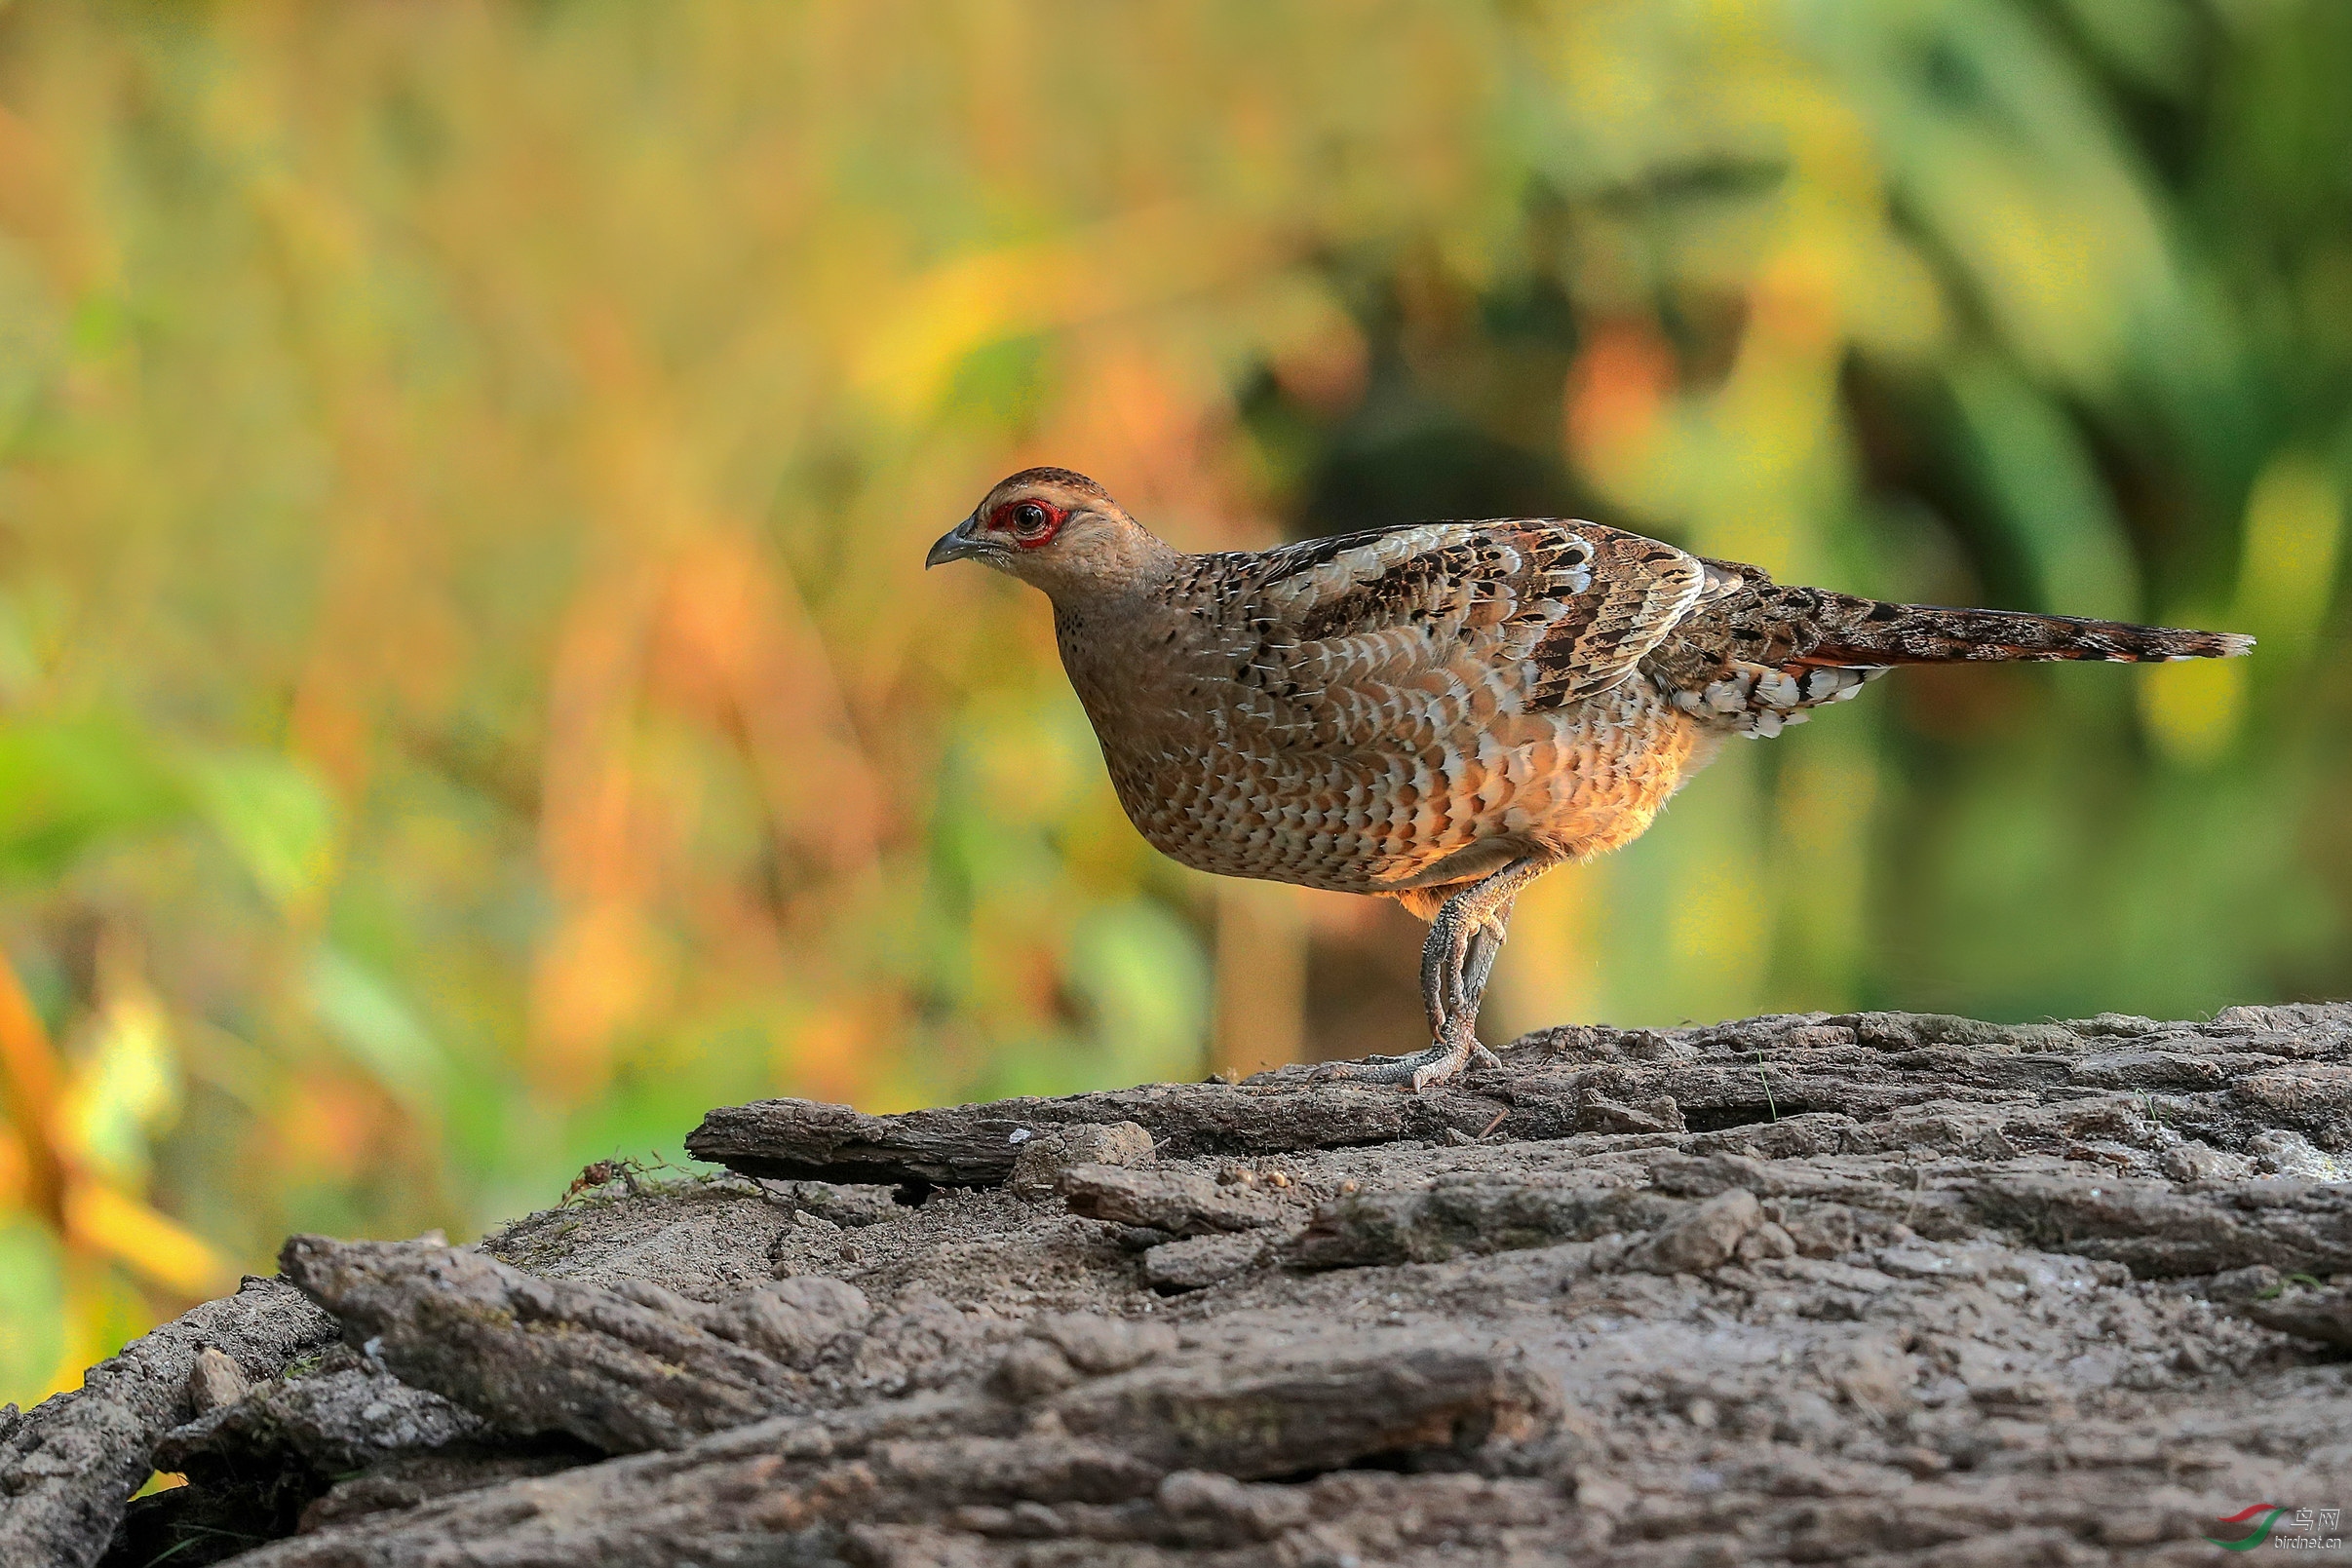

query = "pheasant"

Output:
[[927, 467, 2253, 1090]]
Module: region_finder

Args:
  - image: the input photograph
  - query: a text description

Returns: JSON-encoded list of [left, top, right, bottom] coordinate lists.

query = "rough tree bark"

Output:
[[5, 1005, 2351, 1566]]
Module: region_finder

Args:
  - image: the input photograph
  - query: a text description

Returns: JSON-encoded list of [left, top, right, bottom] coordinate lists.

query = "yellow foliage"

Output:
[[63, 1183, 237, 1302], [2138, 656, 2251, 768], [57, 988, 177, 1187], [2237, 455, 2343, 655]]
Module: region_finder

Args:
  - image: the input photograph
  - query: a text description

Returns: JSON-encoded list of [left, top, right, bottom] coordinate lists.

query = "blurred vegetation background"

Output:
[[3, 0, 2349, 1406]]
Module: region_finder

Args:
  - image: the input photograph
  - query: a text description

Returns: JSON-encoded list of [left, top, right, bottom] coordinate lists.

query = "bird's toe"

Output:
[[1407, 1049, 1472, 1092], [1311, 1039, 1458, 1087]]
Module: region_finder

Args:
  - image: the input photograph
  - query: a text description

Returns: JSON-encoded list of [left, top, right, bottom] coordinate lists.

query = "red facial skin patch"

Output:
[[988, 499, 1066, 549]]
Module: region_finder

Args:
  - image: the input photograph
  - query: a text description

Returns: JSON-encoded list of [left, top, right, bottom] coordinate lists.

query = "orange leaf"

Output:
[[0, 950, 66, 1226], [62, 1182, 238, 1301]]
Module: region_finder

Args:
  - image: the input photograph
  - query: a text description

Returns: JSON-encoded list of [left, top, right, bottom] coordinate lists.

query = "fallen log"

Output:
[[686, 1006, 2352, 1186], [8, 1005, 2348, 1567]]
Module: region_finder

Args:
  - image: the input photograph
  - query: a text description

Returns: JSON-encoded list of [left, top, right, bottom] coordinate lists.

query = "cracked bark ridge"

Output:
[[116, 1346, 584, 1562], [687, 1004, 2352, 1186], [276, 1235, 871, 1452], [155, 1353, 499, 1482], [1058, 1162, 1290, 1235], [0, 1277, 336, 1568], [1968, 1171, 2352, 1276], [2242, 1281, 2352, 1347], [212, 1326, 1549, 1567], [19, 1004, 2352, 1566]]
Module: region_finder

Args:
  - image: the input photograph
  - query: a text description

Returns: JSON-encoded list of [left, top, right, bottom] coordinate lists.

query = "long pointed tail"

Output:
[[1774, 589, 2253, 667], [1653, 578, 2253, 737]]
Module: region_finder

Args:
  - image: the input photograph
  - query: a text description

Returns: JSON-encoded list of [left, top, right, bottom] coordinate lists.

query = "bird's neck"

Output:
[[1024, 531, 1184, 604], [1049, 566, 1190, 738]]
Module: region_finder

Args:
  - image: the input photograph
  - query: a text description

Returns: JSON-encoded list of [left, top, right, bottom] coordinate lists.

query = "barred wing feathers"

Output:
[[1186, 519, 1709, 754]]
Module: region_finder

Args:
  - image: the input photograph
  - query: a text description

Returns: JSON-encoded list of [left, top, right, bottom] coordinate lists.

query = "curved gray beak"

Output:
[[926, 516, 984, 568]]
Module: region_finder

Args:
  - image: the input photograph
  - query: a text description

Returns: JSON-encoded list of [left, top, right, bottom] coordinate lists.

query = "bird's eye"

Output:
[[987, 497, 1065, 546]]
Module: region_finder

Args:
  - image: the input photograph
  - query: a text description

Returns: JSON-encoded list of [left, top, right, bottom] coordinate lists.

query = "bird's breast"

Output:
[[1064, 649, 1711, 895]]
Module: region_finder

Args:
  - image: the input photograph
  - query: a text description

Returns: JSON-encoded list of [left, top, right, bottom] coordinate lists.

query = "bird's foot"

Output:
[[1310, 1035, 1497, 1091]]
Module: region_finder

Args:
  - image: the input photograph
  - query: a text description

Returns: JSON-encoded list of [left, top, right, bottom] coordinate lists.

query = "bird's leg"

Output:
[[1420, 920, 1451, 1042], [1316, 855, 1558, 1090], [1421, 890, 1521, 1081], [1396, 885, 1493, 1049], [1452, 899, 1517, 1070]]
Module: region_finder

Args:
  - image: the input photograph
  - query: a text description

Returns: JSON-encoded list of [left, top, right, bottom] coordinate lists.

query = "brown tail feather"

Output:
[[1788, 592, 2253, 667]]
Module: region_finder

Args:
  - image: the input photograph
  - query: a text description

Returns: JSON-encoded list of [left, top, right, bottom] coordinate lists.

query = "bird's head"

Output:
[[926, 468, 1171, 596]]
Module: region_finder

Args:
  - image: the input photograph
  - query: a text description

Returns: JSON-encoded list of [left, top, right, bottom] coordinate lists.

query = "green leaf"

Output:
[[1068, 899, 1211, 1088], [306, 944, 449, 1113], [0, 717, 187, 884], [1947, 358, 2141, 620], [183, 750, 341, 915], [0, 1218, 65, 1407]]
